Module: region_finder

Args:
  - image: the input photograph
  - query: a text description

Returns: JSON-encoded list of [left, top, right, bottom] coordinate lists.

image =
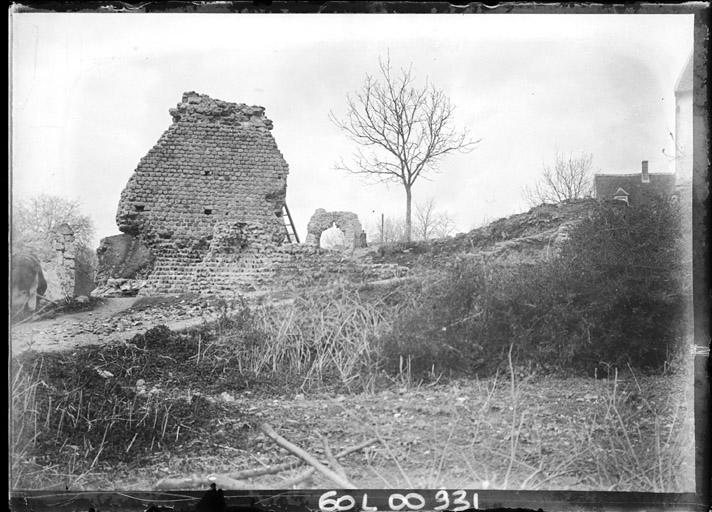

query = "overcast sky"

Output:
[[10, 13, 693, 246]]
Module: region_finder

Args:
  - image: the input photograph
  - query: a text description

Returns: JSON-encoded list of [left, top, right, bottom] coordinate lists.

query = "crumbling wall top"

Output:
[[169, 91, 274, 131]]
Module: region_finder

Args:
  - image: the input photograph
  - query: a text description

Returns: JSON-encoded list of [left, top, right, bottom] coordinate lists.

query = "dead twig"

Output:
[[318, 432, 349, 481], [338, 404, 414, 488], [503, 343, 518, 488], [153, 438, 379, 490], [259, 423, 356, 489], [277, 437, 380, 488]]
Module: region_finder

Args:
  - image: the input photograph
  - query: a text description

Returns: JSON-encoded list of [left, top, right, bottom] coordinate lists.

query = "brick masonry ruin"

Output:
[[97, 92, 405, 296], [305, 209, 367, 250]]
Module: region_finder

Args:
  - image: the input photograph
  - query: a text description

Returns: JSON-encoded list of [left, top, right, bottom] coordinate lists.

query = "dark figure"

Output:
[[11, 253, 47, 319], [195, 483, 226, 512], [359, 231, 367, 248]]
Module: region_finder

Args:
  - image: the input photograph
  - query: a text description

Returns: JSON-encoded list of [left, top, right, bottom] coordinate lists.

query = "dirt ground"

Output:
[[10, 295, 232, 355], [97, 374, 694, 492], [10, 297, 697, 493]]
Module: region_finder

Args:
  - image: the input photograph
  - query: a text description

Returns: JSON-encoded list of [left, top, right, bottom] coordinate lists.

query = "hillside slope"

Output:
[[368, 199, 596, 268]]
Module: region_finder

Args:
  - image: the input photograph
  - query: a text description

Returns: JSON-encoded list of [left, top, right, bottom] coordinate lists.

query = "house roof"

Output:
[[594, 173, 676, 201], [675, 53, 693, 94]]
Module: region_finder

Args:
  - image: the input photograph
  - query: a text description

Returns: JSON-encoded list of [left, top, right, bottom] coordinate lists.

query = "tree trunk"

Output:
[[405, 185, 412, 242]]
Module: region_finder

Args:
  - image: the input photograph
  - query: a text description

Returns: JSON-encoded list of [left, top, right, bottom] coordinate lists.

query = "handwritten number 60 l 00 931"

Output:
[[317, 490, 478, 512]]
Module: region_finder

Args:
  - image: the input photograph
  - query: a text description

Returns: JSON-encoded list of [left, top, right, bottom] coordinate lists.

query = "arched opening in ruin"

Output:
[[319, 222, 346, 250]]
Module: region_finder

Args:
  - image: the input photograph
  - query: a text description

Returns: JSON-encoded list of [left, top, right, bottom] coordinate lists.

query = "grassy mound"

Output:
[[378, 198, 689, 378]]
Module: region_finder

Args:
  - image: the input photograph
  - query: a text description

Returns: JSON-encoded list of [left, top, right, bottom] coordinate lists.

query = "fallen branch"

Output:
[[154, 437, 378, 491], [278, 437, 379, 488], [260, 423, 356, 489], [318, 432, 349, 481], [338, 404, 413, 488]]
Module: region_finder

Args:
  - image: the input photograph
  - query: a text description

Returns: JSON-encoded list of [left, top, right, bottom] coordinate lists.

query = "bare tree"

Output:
[[331, 56, 479, 242], [414, 198, 456, 241], [12, 195, 98, 291], [369, 215, 406, 245], [523, 153, 594, 206], [382, 216, 406, 244], [12, 194, 95, 254], [432, 212, 456, 240]]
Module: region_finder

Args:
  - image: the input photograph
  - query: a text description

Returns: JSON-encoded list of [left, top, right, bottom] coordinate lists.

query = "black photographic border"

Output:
[[7, 2, 710, 511]]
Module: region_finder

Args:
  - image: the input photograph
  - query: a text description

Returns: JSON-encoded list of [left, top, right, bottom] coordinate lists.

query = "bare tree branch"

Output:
[[12, 194, 96, 255], [414, 198, 457, 241], [331, 55, 478, 241], [11, 194, 98, 288], [523, 153, 594, 206]]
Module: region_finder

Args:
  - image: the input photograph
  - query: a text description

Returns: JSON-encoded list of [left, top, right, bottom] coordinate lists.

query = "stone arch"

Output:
[[305, 209, 367, 250]]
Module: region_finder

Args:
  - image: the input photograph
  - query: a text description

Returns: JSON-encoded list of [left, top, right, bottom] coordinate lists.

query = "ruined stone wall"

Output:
[[109, 92, 402, 297], [270, 245, 407, 290], [129, 224, 405, 296], [143, 238, 407, 296], [116, 92, 290, 293], [40, 224, 76, 300]]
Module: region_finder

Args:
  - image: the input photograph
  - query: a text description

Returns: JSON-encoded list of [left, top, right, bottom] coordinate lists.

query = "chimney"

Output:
[[641, 160, 650, 183]]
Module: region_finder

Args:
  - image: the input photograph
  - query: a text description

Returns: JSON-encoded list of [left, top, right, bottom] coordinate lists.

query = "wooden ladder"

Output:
[[281, 204, 300, 243]]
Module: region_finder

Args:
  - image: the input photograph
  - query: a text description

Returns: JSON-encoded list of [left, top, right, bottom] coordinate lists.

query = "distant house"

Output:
[[595, 56, 693, 209], [594, 161, 676, 206]]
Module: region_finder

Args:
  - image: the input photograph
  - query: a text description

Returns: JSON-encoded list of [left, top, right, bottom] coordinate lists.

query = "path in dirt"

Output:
[[10, 296, 224, 355], [10, 278, 410, 356]]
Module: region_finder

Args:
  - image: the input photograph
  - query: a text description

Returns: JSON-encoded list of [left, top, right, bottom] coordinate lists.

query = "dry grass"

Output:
[[329, 347, 695, 492], [10, 286, 695, 492], [430, 355, 694, 491], [218, 286, 401, 392]]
